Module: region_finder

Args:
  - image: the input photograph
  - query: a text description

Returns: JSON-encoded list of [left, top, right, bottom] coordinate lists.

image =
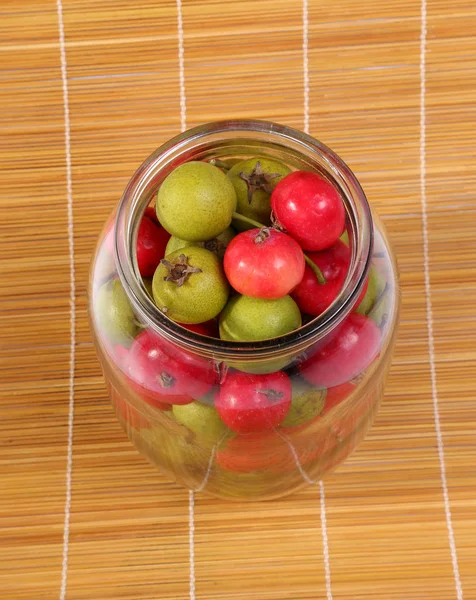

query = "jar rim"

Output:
[[115, 119, 373, 361]]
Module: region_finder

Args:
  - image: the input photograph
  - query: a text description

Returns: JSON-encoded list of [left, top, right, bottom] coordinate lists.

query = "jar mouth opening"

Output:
[[115, 119, 373, 360]]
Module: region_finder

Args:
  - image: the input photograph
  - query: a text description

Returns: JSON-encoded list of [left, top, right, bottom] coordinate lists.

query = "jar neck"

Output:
[[115, 120, 373, 361]]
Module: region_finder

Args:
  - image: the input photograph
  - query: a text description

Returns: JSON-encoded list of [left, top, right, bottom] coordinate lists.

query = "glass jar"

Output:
[[89, 120, 400, 501]]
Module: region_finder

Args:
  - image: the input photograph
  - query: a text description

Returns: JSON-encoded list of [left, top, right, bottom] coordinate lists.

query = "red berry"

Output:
[[104, 343, 174, 410], [136, 216, 170, 277], [178, 320, 219, 338], [103, 212, 169, 276], [126, 330, 214, 404], [111, 344, 129, 367], [216, 371, 292, 433], [216, 431, 289, 473], [292, 240, 368, 316], [216, 428, 336, 475], [354, 277, 369, 309], [271, 171, 345, 251], [224, 227, 305, 299], [298, 313, 381, 388], [321, 382, 356, 414], [144, 206, 160, 224], [102, 339, 129, 368], [291, 240, 349, 316], [323, 381, 371, 445], [127, 380, 174, 411]]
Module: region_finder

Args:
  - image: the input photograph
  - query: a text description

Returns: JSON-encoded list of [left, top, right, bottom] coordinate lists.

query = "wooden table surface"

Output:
[[1, 1, 475, 599]]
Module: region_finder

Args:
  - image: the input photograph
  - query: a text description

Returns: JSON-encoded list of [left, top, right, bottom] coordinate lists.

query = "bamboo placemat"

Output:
[[1, 1, 475, 599]]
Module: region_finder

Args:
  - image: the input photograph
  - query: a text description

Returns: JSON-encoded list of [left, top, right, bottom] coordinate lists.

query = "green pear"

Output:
[[369, 286, 392, 328], [156, 161, 237, 241], [143, 277, 153, 298], [219, 294, 301, 374], [355, 266, 387, 315], [234, 358, 292, 375], [165, 235, 194, 256], [200, 226, 236, 259], [139, 425, 211, 481], [173, 401, 228, 444], [281, 379, 326, 428], [219, 294, 301, 342], [227, 157, 291, 230], [196, 389, 217, 406], [165, 227, 236, 260], [152, 247, 229, 323], [95, 278, 138, 345]]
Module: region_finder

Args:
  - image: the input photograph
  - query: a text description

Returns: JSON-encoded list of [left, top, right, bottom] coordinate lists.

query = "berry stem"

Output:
[[231, 211, 327, 284], [304, 254, 326, 285]]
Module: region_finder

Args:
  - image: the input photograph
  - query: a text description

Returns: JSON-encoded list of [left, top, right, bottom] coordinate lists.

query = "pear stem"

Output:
[[231, 212, 327, 285], [232, 212, 263, 229], [209, 158, 234, 171]]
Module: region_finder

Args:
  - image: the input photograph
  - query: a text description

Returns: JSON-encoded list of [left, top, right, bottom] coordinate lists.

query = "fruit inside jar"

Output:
[[89, 121, 399, 501]]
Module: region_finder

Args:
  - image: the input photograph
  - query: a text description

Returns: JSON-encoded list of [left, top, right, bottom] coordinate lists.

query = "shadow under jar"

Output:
[[89, 120, 400, 501]]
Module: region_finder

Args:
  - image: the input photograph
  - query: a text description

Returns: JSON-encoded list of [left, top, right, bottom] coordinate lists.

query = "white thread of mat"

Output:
[[175, 2, 195, 598], [419, 2, 463, 598], [56, 1, 76, 599], [302, 2, 333, 598], [279, 432, 316, 485], [319, 481, 333, 600], [279, 429, 332, 600], [195, 445, 217, 493], [176, 0, 187, 133]]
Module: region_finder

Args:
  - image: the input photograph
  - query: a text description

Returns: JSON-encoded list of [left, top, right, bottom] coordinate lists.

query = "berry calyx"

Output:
[[256, 388, 284, 402]]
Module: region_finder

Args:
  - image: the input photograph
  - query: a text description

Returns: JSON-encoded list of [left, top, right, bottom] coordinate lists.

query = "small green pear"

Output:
[[143, 277, 153, 298], [355, 266, 387, 315], [95, 278, 138, 345], [173, 401, 228, 443], [219, 294, 301, 374], [369, 287, 392, 328], [281, 379, 326, 428], [165, 235, 194, 256], [200, 226, 236, 259], [219, 294, 301, 342], [196, 389, 218, 406], [156, 161, 237, 241], [227, 157, 291, 230], [165, 226, 236, 260], [139, 425, 210, 476], [152, 247, 229, 323]]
